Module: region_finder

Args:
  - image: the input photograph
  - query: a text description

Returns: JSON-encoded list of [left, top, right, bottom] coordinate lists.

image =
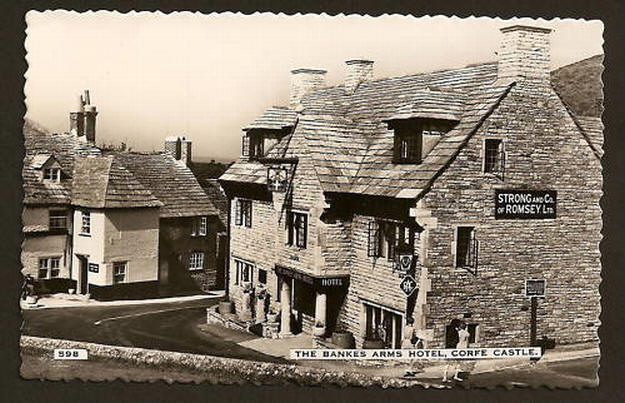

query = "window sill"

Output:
[[78, 233, 91, 237], [286, 244, 307, 251], [188, 268, 204, 272]]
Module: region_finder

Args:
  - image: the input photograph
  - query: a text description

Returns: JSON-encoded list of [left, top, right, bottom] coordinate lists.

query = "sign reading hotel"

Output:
[[495, 190, 557, 219]]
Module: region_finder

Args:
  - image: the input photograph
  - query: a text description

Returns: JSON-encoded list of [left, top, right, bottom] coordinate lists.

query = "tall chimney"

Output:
[[498, 25, 552, 82], [164, 136, 192, 166], [83, 90, 98, 143], [69, 90, 97, 143], [344, 59, 374, 94], [289, 68, 327, 109]]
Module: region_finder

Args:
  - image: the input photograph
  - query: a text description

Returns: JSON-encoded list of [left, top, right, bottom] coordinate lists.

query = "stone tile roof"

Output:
[[221, 62, 511, 198], [243, 106, 298, 131], [575, 116, 604, 156], [386, 89, 466, 122], [72, 156, 162, 209], [23, 123, 101, 205], [223, 57, 603, 199], [110, 152, 219, 218]]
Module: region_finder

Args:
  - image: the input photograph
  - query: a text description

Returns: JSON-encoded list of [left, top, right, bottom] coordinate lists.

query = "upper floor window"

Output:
[[80, 211, 91, 235], [484, 139, 505, 178], [192, 216, 208, 236], [241, 134, 250, 157], [368, 219, 417, 262], [455, 226, 479, 272], [43, 168, 61, 182], [38, 257, 60, 279], [189, 252, 204, 271], [235, 199, 252, 228], [49, 209, 67, 230], [113, 261, 127, 283], [286, 210, 308, 248], [242, 130, 283, 160]]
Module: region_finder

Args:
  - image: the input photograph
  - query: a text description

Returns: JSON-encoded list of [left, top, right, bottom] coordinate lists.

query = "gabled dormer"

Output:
[[32, 154, 63, 183], [241, 107, 298, 161], [384, 89, 464, 164]]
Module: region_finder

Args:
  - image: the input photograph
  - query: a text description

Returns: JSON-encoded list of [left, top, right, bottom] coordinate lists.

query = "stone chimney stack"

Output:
[[164, 136, 192, 166], [498, 25, 552, 82], [289, 68, 327, 109], [69, 90, 97, 143], [344, 59, 374, 94]]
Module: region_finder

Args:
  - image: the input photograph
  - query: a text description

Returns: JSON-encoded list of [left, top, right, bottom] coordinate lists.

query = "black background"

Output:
[[1, 1, 624, 401]]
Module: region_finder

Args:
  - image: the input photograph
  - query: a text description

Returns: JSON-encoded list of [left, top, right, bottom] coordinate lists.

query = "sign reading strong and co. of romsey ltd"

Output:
[[495, 190, 557, 219]]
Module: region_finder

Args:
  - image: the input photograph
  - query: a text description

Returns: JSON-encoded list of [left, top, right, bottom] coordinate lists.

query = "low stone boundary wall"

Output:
[[21, 336, 423, 387]]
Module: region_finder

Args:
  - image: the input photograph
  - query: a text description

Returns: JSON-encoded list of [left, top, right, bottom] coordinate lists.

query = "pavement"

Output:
[[238, 333, 313, 359], [20, 291, 225, 310]]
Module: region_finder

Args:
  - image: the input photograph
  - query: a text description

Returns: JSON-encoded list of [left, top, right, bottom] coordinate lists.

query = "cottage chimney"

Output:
[[164, 136, 192, 166], [69, 90, 97, 143], [498, 25, 552, 82], [344, 59, 374, 94], [289, 68, 327, 109]]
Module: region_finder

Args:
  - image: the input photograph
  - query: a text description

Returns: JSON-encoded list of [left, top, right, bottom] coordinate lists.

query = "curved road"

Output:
[[21, 297, 286, 364]]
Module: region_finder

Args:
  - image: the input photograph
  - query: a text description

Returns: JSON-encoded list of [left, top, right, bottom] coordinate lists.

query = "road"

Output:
[[21, 297, 285, 364]]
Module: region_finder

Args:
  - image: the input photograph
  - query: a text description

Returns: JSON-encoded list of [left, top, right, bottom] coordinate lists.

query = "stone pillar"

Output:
[[280, 278, 293, 336], [315, 291, 327, 326]]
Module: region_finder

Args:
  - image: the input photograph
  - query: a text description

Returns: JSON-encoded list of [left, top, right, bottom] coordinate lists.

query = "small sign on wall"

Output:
[[88, 263, 99, 273], [495, 190, 557, 219], [525, 279, 546, 297]]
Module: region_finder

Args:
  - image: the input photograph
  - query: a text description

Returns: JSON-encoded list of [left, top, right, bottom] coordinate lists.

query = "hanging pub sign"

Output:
[[495, 190, 557, 219], [267, 165, 289, 192], [525, 279, 546, 297]]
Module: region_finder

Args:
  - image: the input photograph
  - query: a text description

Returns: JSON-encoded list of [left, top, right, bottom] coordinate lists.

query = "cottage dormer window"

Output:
[[43, 168, 61, 182]]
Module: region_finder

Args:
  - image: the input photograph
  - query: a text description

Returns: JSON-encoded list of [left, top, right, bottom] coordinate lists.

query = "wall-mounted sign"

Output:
[[88, 263, 99, 273], [495, 190, 557, 219], [525, 279, 546, 297], [267, 165, 289, 192], [400, 275, 417, 297], [396, 253, 413, 273], [275, 265, 348, 288]]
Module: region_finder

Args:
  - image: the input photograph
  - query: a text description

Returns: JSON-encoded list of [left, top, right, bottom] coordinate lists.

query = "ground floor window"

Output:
[[234, 258, 254, 285], [189, 252, 205, 271], [113, 261, 127, 284], [38, 257, 60, 279], [363, 301, 403, 349]]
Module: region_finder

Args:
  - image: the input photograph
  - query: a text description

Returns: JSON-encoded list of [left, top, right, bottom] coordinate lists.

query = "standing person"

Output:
[[443, 320, 468, 382], [401, 317, 416, 349], [21, 274, 35, 301]]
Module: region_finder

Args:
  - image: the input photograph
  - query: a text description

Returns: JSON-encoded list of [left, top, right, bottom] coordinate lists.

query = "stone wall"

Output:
[[420, 79, 602, 347]]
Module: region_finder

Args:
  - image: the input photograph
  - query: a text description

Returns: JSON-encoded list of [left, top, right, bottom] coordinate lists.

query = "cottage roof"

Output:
[[110, 152, 219, 218], [23, 122, 101, 205], [72, 155, 162, 209], [385, 89, 466, 122]]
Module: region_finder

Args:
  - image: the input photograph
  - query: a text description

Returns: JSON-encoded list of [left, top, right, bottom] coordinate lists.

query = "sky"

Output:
[[24, 12, 603, 162]]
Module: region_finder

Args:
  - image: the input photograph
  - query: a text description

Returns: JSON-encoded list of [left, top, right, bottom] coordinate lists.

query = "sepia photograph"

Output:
[[19, 11, 603, 389]]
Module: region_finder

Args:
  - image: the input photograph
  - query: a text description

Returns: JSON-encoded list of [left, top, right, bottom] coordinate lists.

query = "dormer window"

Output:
[[43, 168, 61, 182], [241, 129, 288, 160], [390, 119, 454, 164]]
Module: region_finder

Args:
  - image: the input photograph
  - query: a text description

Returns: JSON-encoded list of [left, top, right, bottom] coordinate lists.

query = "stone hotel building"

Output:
[[219, 25, 603, 349]]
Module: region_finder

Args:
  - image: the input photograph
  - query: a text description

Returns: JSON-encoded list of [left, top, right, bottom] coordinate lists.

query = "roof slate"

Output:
[[72, 156, 162, 209], [23, 123, 101, 205], [110, 152, 219, 218], [243, 106, 298, 131]]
